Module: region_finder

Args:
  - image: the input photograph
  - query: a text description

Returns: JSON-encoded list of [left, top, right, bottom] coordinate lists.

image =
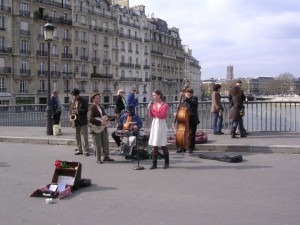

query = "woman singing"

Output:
[[147, 90, 169, 169]]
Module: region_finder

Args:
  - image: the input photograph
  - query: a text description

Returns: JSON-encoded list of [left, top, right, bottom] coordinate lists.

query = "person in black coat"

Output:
[[176, 88, 200, 154], [70, 88, 89, 156], [114, 89, 126, 117]]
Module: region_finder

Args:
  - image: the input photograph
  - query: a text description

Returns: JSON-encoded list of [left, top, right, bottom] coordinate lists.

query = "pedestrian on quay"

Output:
[[148, 90, 170, 169], [229, 86, 246, 138], [211, 84, 224, 135], [229, 80, 249, 136], [51, 90, 62, 135], [127, 86, 138, 111], [70, 88, 90, 156], [114, 88, 126, 118], [88, 92, 114, 163]]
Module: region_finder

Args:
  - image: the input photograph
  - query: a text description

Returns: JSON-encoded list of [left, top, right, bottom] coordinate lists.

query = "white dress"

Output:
[[148, 103, 168, 146]]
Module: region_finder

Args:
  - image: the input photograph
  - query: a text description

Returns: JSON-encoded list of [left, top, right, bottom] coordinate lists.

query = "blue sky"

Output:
[[129, 0, 300, 80]]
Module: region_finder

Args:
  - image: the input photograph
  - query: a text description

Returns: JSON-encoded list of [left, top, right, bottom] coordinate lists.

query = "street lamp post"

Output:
[[44, 22, 55, 135]]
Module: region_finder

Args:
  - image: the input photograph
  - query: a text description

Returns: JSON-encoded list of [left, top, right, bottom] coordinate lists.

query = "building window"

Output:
[[40, 80, 46, 91], [39, 62, 45, 74], [79, 82, 85, 93], [93, 82, 98, 92], [0, 36, 5, 50], [0, 77, 4, 91], [0, 16, 5, 30], [19, 80, 27, 92]]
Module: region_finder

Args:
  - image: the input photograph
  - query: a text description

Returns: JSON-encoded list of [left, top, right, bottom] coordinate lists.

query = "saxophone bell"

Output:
[[70, 105, 77, 128]]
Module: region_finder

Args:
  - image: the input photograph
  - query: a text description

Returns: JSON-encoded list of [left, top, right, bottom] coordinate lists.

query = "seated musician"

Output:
[[111, 105, 143, 147]]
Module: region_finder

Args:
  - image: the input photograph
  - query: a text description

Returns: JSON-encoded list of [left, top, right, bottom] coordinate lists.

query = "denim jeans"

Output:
[[212, 112, 223, 134]]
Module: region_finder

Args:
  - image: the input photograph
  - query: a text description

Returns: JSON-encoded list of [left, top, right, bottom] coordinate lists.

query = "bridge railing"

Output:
[[0, 101, 299, 132]]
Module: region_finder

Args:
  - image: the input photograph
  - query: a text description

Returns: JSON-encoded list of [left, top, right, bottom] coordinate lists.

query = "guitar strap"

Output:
[[96, 105, 103, 118]]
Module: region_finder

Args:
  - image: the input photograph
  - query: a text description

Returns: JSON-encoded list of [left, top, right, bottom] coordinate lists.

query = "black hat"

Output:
[[71, 88, 80, 96]]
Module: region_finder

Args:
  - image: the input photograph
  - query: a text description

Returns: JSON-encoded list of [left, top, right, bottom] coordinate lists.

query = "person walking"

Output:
[[51, 90, 62, 125], [229, 80, 248, 136], [88, 92, 114, 163], [211, 84, 224, 135], [176, 88, 200, 154], [229, 86, 246, 138], [114, 89, 126, 118], [148, 90, 169, 169], [51, 90, 62, 135], [70, 88, 90, 156]]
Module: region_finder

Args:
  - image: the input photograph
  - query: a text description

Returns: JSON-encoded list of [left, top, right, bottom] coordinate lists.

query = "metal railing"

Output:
[[0, 102, 299, 132]]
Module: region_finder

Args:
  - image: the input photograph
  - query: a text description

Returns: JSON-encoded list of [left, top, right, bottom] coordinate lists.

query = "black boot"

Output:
[[150, 156, 157, 170], [231, 126, 237, 138], [163, 155, 169, 169], [239, 127, 247, 138]]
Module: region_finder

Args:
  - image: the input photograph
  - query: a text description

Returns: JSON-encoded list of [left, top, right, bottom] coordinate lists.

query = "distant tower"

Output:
[[227, 65, 234, 80]]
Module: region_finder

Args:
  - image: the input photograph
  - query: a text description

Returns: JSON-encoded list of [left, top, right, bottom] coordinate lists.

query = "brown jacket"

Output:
[[211, 91, 223, 113]]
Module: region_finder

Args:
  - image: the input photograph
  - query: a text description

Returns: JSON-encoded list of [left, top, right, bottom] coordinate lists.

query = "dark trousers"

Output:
[[111, 131, 122, 147], [189, 123, 197, 150], [53, 111, 61, 125], [111, 129, 138, 147]]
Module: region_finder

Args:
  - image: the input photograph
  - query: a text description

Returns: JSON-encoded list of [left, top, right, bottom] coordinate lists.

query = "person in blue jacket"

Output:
[[111, 105, 143, 147], [127, 86, 138, 110]]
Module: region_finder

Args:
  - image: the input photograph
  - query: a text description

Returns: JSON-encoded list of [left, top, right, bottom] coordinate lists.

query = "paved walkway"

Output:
[[0, 126, 299, 154]]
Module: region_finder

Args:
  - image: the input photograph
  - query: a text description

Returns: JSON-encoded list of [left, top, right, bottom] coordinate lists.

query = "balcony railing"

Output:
[[61, 53, 73, 59], [20, 49, 31, 55], [20, 10, 30, 17], [0, 47, 12, 54], [91, 73, 112, 79], [0, 5, 11, 13], [0, 67, 11, 74], [92, 58, 100, 64], [20, 30, 30, 36], [34, 0, 71, 10], [19, 69, 31, 76], [103, 59, 111, 65], [36, 50, 47, 57]]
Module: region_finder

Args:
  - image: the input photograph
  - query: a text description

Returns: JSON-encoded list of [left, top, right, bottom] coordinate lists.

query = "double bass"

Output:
[[174, 80, 190, 149]]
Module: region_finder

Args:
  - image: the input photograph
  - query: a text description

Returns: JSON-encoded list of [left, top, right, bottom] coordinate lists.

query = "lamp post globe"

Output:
[[44, 22, 55, 135]]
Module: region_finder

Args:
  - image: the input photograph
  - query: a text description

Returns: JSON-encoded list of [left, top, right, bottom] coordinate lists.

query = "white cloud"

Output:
[[129, 0, 300, 79]]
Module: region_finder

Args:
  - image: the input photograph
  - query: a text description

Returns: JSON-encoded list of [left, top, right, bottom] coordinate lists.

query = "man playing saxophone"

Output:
[[70, 88, 89, 156]]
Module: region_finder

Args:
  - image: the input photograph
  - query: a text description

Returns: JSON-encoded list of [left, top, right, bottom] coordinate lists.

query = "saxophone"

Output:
[[70, 104, 77, 129]]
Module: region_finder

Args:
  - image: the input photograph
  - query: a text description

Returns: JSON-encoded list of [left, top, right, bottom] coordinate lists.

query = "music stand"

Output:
[[130, 110, 145, 170]]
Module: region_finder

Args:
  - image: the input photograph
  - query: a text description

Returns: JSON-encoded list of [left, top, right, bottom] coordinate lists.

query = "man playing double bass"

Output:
[[176, 88, 200, 154]]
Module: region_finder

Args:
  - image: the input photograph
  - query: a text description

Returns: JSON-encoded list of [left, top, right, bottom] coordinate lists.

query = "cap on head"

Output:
[[236, 80, 242, 84], [90, 92, 100, 102], [71, 88, 80, 96]]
